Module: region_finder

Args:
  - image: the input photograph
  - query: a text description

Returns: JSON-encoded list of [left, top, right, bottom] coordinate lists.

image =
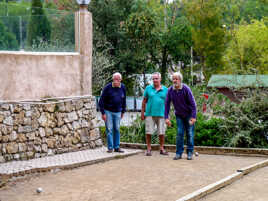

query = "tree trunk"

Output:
[[143, 61, 146, 89], [161, 46, 168, 84]]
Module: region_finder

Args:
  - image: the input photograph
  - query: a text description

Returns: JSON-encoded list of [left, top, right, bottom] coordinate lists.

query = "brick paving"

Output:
[[0, 147, 142, 177]]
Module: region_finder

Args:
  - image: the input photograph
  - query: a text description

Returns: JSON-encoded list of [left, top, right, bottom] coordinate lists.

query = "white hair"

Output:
[[172, 72, 183, 81], [152, 72, 161, 79], [112, 72, 122, 79]]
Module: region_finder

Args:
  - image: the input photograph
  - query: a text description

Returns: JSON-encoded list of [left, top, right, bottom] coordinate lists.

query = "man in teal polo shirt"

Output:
[[141, 72, 168, 156]]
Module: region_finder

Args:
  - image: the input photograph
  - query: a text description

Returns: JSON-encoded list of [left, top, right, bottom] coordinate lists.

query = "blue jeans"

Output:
[[105, 110, 121, 150], [176, 116, 195, 155]]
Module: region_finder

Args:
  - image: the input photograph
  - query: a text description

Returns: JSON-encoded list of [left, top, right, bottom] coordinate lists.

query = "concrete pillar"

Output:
[[75, 6, 93, 95]]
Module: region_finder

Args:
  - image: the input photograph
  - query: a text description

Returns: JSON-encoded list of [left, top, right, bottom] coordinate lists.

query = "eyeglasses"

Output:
[[152, 78, 159, 80]]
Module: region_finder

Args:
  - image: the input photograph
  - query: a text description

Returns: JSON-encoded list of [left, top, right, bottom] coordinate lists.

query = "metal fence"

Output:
[[0, 8, 75, 52], [95, 96, 143, 112]]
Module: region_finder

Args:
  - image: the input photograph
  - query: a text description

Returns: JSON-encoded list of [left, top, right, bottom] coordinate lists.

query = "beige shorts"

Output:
[[145, 116, 166, 135]]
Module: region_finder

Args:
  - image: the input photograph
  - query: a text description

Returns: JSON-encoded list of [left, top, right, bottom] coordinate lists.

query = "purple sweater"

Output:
[[165, 84, 197, 119]]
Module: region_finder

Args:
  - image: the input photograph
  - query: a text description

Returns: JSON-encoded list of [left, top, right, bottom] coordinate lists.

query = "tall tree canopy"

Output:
[[183, 0, 226, 79], [223, 19, 268, 74], [124, 0, 192, 84]]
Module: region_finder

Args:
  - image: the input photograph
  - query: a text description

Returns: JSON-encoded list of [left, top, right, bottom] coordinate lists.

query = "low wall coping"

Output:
[[0, 95, 93, 105], [120, 143, 268, 156], [0, 51, 79, 56]]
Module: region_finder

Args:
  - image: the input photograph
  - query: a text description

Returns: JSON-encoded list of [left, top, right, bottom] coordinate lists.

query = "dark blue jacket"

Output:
[[98, 83, 126, 115]]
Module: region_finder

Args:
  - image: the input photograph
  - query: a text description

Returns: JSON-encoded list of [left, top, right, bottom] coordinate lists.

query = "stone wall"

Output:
[[0, 96, 102, 163]]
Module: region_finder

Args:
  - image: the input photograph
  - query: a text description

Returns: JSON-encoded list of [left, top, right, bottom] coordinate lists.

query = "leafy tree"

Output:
[[165, 16, 193, 72], [92, 30, 116, 95], [183, 0, 226, 80], [219, 0, 268, 26], [89, 0, 139, 94], [55, 0, 78, 11], [240, 0, 268, 22], [123, 0, 157, 86], [27, 0, 51, 47], [157, 1, 193, 84], [124, 0, 192, 84], [223, 19, 268, 74], [0, 18, 19, 50]]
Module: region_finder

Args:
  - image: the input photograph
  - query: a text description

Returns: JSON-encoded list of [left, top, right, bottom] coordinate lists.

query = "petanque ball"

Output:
[[36, 187, 43, 193]]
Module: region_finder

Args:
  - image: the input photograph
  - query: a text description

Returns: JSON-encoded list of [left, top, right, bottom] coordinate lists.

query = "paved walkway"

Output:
[[200, 166, 268, 201], [0, 147, 142, 177]]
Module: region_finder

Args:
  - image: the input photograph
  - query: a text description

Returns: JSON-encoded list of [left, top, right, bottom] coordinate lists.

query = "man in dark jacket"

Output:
[[99, 72, 126, 153]]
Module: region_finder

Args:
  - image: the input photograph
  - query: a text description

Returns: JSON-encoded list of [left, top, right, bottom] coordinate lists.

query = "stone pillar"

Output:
[[75, 6, 93, 95]]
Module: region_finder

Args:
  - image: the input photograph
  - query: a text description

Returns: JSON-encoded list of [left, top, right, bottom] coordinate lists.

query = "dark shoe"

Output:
[[146, 150, 152, 156], [107, 149, 113, 153], [160, 150, 169, 155], [173, 154, 182, 160], [187, 152, 193, 160], [114, 148, 124, 153]]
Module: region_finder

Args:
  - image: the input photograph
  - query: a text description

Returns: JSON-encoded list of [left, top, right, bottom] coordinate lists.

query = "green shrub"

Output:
[[99, 90, 268, 149], [165, 113, 178, 145], [100, 117, 146, 145], [165, 112, 225, 146], [194, 113, 225, 146], [216, 91, 268, 148]]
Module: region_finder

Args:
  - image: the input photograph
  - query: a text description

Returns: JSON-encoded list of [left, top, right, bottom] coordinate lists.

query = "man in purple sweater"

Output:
[[165, 72, 197, 160]]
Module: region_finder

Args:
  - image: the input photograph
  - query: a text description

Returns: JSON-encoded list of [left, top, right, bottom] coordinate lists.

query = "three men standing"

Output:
[[99, 72, 126, 153], [141, 72, 169, 156], [99, 71, 197, 160]]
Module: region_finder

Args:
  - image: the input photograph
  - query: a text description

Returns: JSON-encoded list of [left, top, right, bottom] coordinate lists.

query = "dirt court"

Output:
[[200, 166, 268, 201], [0, 152, 266, 201]]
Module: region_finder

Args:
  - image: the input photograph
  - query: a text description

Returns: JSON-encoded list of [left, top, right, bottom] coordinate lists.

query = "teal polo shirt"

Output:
[[144, 85, 168, 117]]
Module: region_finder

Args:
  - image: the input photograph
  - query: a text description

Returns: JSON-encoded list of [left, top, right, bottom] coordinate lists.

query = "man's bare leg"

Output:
[[146, 134, 151, 151], [159, 134, 165, 151], [159, 135, 168, 155]]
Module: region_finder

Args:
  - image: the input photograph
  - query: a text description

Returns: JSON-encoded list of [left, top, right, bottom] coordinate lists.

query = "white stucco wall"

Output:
[[0, 51, 83, 100]]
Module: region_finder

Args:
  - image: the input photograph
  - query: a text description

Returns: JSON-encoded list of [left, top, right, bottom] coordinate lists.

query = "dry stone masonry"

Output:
[[0, 96, 102, 163]]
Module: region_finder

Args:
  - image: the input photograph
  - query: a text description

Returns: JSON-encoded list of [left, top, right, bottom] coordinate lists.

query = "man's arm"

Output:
[[121, 85, 127, 118], [165, 88, 172, 126], [98, 86, 107, 121], [187, 88, 197, 124], [187, 88, 197, 119], [141, 98, 147, 120]]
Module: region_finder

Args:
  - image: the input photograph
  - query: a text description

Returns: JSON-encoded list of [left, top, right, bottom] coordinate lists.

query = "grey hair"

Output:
[[152, 72, 161, 79], [172, 72, 183, 81], [112, 72, 122, 79]]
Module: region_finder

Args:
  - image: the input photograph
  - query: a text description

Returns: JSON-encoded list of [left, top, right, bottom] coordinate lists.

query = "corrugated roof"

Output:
[[207, 75, 268, 88]]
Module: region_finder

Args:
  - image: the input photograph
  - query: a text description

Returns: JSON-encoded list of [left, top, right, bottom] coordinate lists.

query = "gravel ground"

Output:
[[200, 166, 268, 201], [0, 152, 266, 201]]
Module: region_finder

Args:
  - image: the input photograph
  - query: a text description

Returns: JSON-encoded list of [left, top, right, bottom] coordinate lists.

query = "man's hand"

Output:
[[102, 114, 106, 121], [141, 113, 145, 121], [189, 118, 196, 125], [121, 113, 124, 119], [141, 98, 147, 121], [165, 119, 171, 127]]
